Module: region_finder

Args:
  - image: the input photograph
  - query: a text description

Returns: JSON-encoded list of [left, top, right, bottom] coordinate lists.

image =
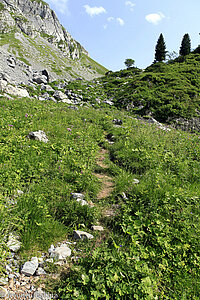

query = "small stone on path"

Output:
[[91, 225, 104, 231], [21, 257, 39, 276], [7, 233, 21, 252], [50, 244, 71, 260], [0, 287, 8, 298], [73, 230, 94, 240]]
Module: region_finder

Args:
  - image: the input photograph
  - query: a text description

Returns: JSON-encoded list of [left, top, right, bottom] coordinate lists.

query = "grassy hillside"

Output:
[[85, 52, 200, 122], [0, 91, 199, 298]]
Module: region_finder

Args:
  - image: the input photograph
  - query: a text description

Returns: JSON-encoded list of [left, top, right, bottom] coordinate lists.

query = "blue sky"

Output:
[[45, 0, 200, 71]]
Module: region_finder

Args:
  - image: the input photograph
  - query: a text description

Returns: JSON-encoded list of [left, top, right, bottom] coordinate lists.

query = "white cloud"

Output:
[[145, 12, 165, 25], [106, 16, 125, 27], [116, 17, 125, 26], [48, 0, 69, 14], [107, 17, 114, 22], [84, 5, 106, 17], [125, 1, 135, 12]]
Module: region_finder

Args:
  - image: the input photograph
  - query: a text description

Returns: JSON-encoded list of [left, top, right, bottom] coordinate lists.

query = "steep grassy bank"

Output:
[[0, 94, 199, 298]]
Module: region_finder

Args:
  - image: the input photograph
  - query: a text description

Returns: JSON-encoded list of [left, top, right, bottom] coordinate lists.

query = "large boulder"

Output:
[[41, 84, 54, 92], [5, 85, 29, 97], [71, 193, 84, 200], [53, 90, 72, 103], [33, 74, 47, 84], [146, 117, 171, 132], [60, 98, 73, 104], [113, 119, 123, 125], [103, 100, 114, 106], [91, 225, 104, 231], [71, 193, 88, 206], [33, 70, 49, 84]]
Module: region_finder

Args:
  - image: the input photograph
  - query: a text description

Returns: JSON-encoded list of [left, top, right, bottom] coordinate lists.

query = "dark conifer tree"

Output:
[[154, 33, 167, 62], [179, 33, 191, 56]]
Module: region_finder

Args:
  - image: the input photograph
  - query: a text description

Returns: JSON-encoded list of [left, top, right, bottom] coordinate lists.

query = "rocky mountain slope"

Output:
[[0, 0, 107, 84]]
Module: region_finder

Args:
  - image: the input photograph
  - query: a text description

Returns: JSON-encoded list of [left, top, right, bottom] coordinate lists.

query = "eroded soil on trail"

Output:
[[94, 148, 114, 200]]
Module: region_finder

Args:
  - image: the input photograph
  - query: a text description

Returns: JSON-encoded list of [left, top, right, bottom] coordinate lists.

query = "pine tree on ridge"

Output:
[[154, 33, 167, 62], [179, 33, 191, 56]]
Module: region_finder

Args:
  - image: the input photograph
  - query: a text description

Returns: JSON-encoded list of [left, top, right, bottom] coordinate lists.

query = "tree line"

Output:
[[154, 33, 191, 62], [124, 33, 191, 68]]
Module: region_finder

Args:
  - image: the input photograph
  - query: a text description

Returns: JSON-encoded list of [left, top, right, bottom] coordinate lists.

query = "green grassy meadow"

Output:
[[0, 92, 199, 299]]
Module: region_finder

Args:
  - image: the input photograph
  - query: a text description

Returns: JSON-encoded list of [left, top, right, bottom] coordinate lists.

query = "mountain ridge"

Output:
[[0, 0, 107, 83]]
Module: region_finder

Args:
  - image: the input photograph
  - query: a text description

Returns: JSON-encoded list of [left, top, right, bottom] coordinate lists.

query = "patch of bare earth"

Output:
[[95, 173, 114, 200], [96, 148, 109, 169], [94, 148, 114, 200], [94, 148, 119, 217]]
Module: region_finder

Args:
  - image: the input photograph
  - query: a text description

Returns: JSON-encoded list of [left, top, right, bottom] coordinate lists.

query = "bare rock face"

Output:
[[0, 8, 15, 33], [0, 0, 105, 85], [0, 0, 88, 59], [0, 79, 7, 91]]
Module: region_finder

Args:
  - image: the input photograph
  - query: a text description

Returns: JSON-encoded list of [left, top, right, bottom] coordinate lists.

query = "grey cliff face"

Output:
[[0, 0, 89, 59], [0, 0, 105, 84]]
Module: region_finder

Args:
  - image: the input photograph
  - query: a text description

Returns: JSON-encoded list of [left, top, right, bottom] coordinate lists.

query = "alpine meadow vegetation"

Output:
[[0, 89, 200, 299], [1, 0, 199, 297], [0, 34, 200, 300]]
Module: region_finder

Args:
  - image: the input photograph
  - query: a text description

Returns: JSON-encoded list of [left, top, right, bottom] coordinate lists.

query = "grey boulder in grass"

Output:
[[72, 193, 88, 206], [27, 130, 49, 143], [50, 244, 72, 260], [91, 225, 104, 231], [73, 230, 94, 240], [7, 233, 21, 252]]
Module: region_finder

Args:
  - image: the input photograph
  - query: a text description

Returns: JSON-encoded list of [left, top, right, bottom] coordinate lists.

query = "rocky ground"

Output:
[[0, 138, 114, 300]]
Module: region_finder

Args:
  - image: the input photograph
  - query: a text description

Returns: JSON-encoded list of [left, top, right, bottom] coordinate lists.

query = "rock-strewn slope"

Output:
[[0, 0, 107, 84]]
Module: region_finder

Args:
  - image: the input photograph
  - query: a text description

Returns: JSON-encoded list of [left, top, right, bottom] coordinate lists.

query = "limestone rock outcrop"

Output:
[[0, 0, 88, 60], [0, 0, 106, 84]]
